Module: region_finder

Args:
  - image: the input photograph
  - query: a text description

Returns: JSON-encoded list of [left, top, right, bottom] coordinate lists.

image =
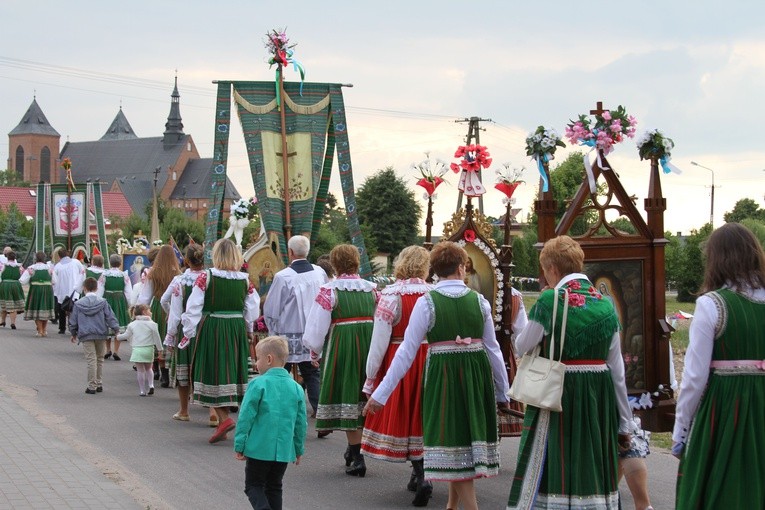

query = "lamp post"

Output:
[[691, 161, 715, 228]]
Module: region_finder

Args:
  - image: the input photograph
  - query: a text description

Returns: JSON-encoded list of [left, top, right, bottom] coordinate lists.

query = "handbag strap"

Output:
[[550, 287, 569, 362]]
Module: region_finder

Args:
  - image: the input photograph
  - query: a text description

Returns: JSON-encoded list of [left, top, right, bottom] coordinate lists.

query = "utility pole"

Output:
[[151, 166, 161, 243], [455, 116, 491, 215]]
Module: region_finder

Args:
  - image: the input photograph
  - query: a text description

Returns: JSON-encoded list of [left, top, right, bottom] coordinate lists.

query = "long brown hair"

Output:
[[701, 223, 765, 293], [148, 245, 181, 298]]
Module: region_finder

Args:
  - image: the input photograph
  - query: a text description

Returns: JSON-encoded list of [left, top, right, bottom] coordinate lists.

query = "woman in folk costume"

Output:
[[673, 223, 765, 509], [98, 254, 132, 361], [507, 235, 631, 510], [361, 245, 433, 506], [86, 254, 106, 284], [180, 238, 259, 444], [160, 244, 217, 426], [0, 250, 25, 330], [138, 245, 181, 387], [365, 242, 510, 510], [20, 251, 55, 337], [303, 244, 379, 477]]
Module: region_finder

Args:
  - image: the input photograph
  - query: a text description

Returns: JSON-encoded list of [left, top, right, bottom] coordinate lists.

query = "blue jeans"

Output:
[[244, 458, 288, 510], [286, 361, 319, 414]]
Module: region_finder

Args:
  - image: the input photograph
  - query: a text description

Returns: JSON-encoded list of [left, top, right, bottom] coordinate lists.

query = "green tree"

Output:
[[664, 231, 683, 291], [160, 208, 206, 250], [144, 196, 169, 223], [0, 203, 33, 254], [677, 223, 713, 302], [0, 169, 31, 187], [741, 218, 765, 248], [118, 213, 150, 245], [723, 198, 765, 223], [356, 168, 422, 257]]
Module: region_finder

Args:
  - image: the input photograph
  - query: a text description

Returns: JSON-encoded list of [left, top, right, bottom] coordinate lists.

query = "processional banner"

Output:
[[203, 81, 371, 276]]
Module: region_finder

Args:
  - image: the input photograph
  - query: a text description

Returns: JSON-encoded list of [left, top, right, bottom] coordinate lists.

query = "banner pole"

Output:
[[278, 65, 292, 240]]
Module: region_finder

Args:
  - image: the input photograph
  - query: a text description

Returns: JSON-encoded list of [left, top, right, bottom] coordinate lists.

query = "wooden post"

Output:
[[534, 160, 556, 287], [423, 195, 434, 250], [278, 64, 292, 241]]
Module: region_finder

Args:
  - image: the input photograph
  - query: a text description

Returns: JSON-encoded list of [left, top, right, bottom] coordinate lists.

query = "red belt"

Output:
[[563, 359, 606, 365]]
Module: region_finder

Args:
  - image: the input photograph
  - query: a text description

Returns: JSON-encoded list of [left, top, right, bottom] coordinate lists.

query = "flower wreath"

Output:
[[565, 105, 637, 193], [636, 129, 681, 175], [525, 126, 565, 192], [450, 144, 492, 197], [412, 152, 449, 199]]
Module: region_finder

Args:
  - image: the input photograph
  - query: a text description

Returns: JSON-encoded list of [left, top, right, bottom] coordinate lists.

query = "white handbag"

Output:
[[508, 287, 569, 412]]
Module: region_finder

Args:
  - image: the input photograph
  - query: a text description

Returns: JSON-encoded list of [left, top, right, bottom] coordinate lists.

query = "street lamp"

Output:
[[691, 161, 715, 227]]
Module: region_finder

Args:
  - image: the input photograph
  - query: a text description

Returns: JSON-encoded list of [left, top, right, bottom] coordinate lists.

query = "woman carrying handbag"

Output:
[[507, 235, 632, 510]]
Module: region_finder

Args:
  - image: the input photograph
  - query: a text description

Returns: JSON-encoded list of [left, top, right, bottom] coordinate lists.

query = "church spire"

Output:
[[163, 75, 184, 146]]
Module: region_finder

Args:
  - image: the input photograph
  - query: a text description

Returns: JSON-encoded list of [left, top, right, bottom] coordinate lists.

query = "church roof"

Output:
[[170, 158, 241, 201], [0, 186, 132, 219], [100, 108, 138, 141], [9, 99, 60, 137]]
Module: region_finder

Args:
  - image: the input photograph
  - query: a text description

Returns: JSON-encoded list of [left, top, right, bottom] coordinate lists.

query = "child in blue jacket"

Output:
[[234, 336, 307, 510]]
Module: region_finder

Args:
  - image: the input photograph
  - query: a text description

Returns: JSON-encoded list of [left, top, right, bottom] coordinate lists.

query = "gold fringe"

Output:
[[233, 88, 330, 116]]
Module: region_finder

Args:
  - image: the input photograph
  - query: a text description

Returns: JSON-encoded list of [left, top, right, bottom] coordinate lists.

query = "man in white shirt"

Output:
[[0, 246, 11, 266], [263, 235, 328, 416], [53, 247, 86, 335]]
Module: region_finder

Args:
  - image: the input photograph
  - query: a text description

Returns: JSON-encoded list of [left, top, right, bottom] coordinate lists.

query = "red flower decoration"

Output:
[[416, 176, 444, 197], [494, 181, 521, 199], [463, 229, 476, 242], [567, 280, 582, 290], [568, 293, 586, 308]]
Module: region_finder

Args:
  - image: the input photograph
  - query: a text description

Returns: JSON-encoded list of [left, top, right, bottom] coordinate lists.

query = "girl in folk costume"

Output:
[[673, 223, 765, 509], [138, 245, 181, 388], [361, 246, 434, 506], [180, 238, 259, 444], [0, 250, 25, 330], [86, 254, 106, 285], [365, 242, 510, 510], [303, 244, 379, 478], [160, 244, 217, 425], [20, 251, 55, 337], [99, 254, 132, 361], [507, 236, 631, 510]]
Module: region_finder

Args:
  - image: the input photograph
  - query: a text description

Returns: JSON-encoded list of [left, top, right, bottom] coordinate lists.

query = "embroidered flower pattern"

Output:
[[568, 293, 587, 308], [194, 271, 207, 292], [172, 284, 181, 297], [567, 280, 582, 290], [248, 282, 256, 295], [588, 286, 602, 299], [315, 287, 333, 311]]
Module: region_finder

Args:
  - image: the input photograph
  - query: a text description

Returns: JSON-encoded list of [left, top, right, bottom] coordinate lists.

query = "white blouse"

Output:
[[672, 285, 765, 444], [19, 263, 51, 285], [161, 269, 203, 346], [96, 268, 132, 301], [370, 279, 510, 405], [181, 268, 260, 339]]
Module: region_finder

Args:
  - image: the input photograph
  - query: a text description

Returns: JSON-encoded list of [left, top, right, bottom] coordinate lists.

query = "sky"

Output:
[[2, 0, 764, 236]]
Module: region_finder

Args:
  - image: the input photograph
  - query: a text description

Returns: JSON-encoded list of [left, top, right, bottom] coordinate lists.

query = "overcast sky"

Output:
[[2, 0, 764, 235]]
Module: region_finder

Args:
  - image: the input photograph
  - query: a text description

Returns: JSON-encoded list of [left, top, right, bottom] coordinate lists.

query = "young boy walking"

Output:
[[234, 336, 307, 510], [69, 277, 120, 394]]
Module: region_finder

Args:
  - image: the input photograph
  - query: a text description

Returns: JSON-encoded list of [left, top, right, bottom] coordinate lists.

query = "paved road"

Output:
[[0, 319, 679, 509]]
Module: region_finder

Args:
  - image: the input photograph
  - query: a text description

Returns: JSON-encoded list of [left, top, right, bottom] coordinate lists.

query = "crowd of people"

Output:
[[4, 220, 763, 510]]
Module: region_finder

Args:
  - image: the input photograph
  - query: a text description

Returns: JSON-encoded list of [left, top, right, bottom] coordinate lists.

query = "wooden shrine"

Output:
[[536, 106, 675, 431]]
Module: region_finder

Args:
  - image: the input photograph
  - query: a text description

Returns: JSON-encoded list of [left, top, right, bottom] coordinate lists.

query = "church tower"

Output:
[[162, 77, 185, 147], [7, 98, 61, 183]]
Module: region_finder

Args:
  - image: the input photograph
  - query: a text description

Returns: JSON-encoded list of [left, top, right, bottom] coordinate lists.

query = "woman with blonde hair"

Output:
[[365, 242, 510, 510], [181, 238, 260, 443], [304, 244, 378, 477], [507, 235, 631, 509], [362, 245, 433, 505], [138, 245, 181, 387], [673, 223, 765, 509]]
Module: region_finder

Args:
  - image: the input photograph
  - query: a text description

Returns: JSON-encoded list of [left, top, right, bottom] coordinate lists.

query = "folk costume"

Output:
[[507, 273, 631, 510], [85, 265, 106, 292], [362, 278, 432, 462], [303, 274, 379, 432], [20, 263, 55, 321], [0, 261, 25, 313], [161, 268, 203, 387], [98, 269, 132, 332], [370, 279, 510, 482], [673, 286, 765, 509], [181, 268, 259, 407]]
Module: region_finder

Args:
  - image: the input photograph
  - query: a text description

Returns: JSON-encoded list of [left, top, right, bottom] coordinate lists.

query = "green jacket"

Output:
[[234, 367, 307, 462]]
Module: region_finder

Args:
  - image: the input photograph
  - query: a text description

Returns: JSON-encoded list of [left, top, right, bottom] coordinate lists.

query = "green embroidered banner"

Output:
[[91, 182, 109, 259], [35, 183, 47, 253], [48, 183, 89, 256], [204, 81, 233, 266]]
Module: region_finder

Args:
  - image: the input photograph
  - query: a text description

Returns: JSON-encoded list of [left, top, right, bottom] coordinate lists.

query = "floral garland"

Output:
[[565, 105, 637, 193], [231, 197, 258, 220], [265, 28, 305, 105], [152, 239, 164, 247], [494, 163, 524, 204], [525, 126, 565, 192], [412, 152, 449, 199], [116, 237, 132, 255], [450, 144, 492, 197], [61, 157, 76, 191], [636, 129, 681, 175], [455, 237, 503, 329]]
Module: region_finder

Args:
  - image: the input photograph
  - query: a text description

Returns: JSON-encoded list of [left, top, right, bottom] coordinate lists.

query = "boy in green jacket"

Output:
[[234, 336, 307, 510]]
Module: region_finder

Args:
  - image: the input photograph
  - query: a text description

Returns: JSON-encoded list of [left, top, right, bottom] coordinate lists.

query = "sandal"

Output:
[[172, 413, 190, 422]]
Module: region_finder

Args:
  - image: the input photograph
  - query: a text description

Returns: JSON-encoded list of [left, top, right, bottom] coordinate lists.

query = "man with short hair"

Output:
[[0, 246, 11, 266], [53, 247, 86, 335], [264, 235, 328, 417]]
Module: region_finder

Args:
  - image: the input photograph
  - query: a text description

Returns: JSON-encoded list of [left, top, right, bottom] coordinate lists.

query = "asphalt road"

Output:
[[0, 318, 679, 509]]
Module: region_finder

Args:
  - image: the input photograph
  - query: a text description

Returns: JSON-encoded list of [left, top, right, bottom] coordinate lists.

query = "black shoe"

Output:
[[85, 388, 96, 395], [10, 324, 15, 330], [0, 322, 5, 327], [407, 472, 418, 492], [112, 354, 121, 361], [96, 386, 103, 393], [160, 368, 170, 388], [344, 445, 353, 467], [104, 351, 112, 359], [411, 459, 432, 506], [317, 430, 332, 439], [148, 387, 154, 395], [345, 444, 366, 477], [51, 319, 58, 325]]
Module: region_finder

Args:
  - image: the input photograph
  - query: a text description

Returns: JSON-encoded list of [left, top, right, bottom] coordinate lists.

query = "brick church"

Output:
[[6, 79, 240, 221]]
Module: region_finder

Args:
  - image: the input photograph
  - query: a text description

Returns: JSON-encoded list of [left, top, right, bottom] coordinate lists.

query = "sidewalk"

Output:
[[0, 391, 141, 510]]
